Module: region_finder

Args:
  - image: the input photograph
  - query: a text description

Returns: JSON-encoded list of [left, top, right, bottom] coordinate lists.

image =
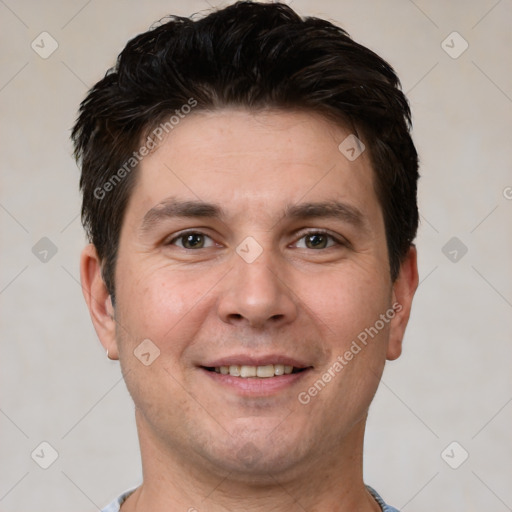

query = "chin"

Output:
[[203, 429, 310, 480]]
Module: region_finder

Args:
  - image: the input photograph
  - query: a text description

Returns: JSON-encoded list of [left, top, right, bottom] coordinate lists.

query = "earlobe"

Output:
[[387, 246, 419, 361], [80, 244, 119, 360]]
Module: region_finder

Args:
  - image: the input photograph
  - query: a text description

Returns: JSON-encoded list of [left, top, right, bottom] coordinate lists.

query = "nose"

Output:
[[216, 247, 298, 329]]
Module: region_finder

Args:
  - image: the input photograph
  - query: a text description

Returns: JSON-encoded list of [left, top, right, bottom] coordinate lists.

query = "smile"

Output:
[[200, 364, 312, 397], [204, 364, 305, 378]]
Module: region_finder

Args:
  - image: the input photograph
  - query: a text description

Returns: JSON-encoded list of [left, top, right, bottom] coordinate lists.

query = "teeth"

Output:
[[256, 365, 274, 378], [274, 364, 285, 375], [240, 365, 257, 378], [215, 364, 298, 378], [229, 365, 241, 377]]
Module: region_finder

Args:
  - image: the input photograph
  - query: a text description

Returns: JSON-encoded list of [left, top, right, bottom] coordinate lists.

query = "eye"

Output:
[[168, 232, 215, 249], [295, 231, 342, 250]]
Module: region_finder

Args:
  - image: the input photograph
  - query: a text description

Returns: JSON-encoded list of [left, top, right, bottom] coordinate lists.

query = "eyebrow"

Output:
[[139, 197, 369, 234], [283, 201, 368, 232], [140, 198, 223, 234]]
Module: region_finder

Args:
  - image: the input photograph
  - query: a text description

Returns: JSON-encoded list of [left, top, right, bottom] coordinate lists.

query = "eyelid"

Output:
[[164, 228, 350, 249], [292, 229, 350, 249], [165, 229, 218, 247]]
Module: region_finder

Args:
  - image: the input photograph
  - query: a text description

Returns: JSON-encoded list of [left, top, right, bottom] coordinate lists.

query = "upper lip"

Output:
[[201, 354, 311, 369]]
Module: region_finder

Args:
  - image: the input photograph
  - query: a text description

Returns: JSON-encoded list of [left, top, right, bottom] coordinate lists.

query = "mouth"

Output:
[[202, 364, 308, 378], [198, 356, 313, 396]]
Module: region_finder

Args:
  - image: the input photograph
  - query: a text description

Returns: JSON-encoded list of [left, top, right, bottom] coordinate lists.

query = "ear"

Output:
[[387, 246, 419, 361], [80, 244, 118, 359]]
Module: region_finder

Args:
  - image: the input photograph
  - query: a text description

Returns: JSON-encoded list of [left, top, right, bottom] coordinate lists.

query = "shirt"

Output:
[[100, 485, 400, 511]]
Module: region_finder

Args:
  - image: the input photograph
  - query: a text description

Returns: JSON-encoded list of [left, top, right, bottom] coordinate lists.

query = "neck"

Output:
[[122, 411, 380, 512]]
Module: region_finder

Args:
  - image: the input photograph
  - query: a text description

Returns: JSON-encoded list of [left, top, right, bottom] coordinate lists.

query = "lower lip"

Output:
[[200, 368, 311, 396]]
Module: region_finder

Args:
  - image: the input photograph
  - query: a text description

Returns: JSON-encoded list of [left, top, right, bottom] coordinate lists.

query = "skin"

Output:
[[81, 109, 418, 512]]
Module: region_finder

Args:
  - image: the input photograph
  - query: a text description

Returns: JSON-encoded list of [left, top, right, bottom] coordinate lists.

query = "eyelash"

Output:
[[166, 229, 347, 250]]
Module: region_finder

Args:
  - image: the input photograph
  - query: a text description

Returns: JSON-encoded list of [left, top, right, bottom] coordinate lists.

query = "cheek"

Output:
[[113, 266, 206, 415], [115, 262, 218, 353], [303, 264, 391, 344], [295, 268, 392, 429]]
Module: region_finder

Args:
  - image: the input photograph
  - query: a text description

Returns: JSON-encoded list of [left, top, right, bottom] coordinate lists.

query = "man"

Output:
[[73, 2, 419, 510]]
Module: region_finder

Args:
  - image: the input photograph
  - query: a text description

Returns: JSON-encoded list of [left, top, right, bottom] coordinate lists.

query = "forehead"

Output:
[[126, 109, 381, 229]]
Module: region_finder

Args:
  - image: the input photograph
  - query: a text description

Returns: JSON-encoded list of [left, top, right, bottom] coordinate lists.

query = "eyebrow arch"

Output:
[[284, 201, 369, 232], [140, 197, 223, 234], [139, 197, 369, 235]]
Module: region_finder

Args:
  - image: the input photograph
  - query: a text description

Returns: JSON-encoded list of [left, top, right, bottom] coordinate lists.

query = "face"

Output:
[[82, 109, 417, 481]]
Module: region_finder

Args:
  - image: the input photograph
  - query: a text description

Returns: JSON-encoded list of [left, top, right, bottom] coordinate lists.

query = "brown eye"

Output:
[[295, 231, 340, 250], [181, 233, 205, 249], [170, 232, 215, 249], [305, 233, 328, 249]]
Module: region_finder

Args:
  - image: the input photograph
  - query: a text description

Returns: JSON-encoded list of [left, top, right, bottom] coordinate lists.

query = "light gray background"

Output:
[[1, 0, 511, 510]]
